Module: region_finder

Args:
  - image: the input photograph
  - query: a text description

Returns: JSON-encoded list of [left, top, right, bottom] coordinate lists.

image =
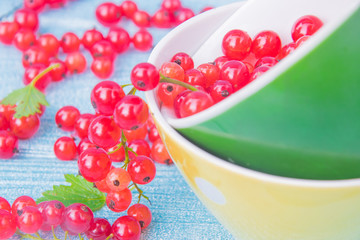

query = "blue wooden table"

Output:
[[0, 0, 240, 239]]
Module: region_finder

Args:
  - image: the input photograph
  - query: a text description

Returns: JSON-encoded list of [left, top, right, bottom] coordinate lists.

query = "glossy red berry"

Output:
[[132, 10, 151, 28], [209, 80, 234, 103], [9, 114, 40, 139], [184, 69, 206, 88], [132, 29, 153, 52], [81, 29, 104, 50], [77, 137, 97, 155], [107, 27, 131, 53], [94, 177, 112, 193], [65, 51, 87, 74], [74, 113, 95, 139], [151, 9, 173, 28], [37, 33, 60, 56], [120, 1, 138, 18], [127, 155, 156, 184], [22, 46, 50, 68], [128, 139, 151, 158], [106, 143, 125, 162], [161, 0, 182, 12], [91, 56, 114, 79], [38, 200, 65, 231], [249, 65, 271, 81], [61, 32, 81, 53], [214, 55, 230, 70], [0, 104, 15, 122], [251, 30, 282, 59], [123, 124, 147, 142], [156, 82, 186, 108], [0, 21, 20, 45], [106, 167, 131, 192], [48, 58, 67, 82], [55, 106, 80, 131], [131, 62, 160, 91], [160, 61, 185, 81], [78, 148, 112, 182], [0, 197, 11, 212], [46, 0, 68, 8], [106, 188, 132, 212], [0, 113, 9, 131], [220, 60, 250, 90], [171, 52, 194, 71], [197, 63, 220, 88], [90, 81, 125, 116], [148, 125, 160, 143], [222, 29, 252, 60], [96, 2, 122, 27], [11, 196, 37, 217], [85, 218, 112, 240], [295, 35, 310, 48], [127, 204, 152, 229], [113, 95, 149, 130], [174, 7, 195, 25], [60, 203, 94, 235], [0, 131, 18, 159], [91, 40, 116, 60], [112, 216, 141, 240], [277, 42, 297, 61], [0, 209, 17, 239], [179, 91, 214, 118], [13, 29, 36, 52], [24, 0, 46, 12], [291, 15, 323, 42], [17, 206, 43, 234], [88, 115, 121, 148], [150, 139, 173, 165], [14, 8, 39, 31], [255, 56, 278, 68], [54, 136, 77, 161]]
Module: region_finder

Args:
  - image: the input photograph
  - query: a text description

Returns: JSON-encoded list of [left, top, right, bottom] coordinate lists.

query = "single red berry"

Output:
[[23, 64, 52, 92], [78, 148, 112, 182], [127, 204, 152, 229], [132, 10, 151, 28], [9, 114, 40, 139], [161, 0, 182, 12], [91, 40, 116, 60], [14, 8, 39, 31], [120, 1, 138, 18], [22, 46, 50, 68], [160, 61, 185, 81], [214, 55, 230, 70], [251, 30, 282, 59], [107, 27, 131, 53], [0, 197, 11, 212], [106, 143, 125, 162], [37, 33, 60, 56], [13, 29, 37, 52], [184, 69, 206, 88], [106, 167, 132, 192], [88, 115, 121, 148], [127, 155, 156, 184], [38, 200, 65, 231], [24, 0, 46, 12], [17, 206, 43, 234], [277, 42, 296, 61], [60, 203, 94, 235], [222, 29, 252, 60], [46, 0, 68, 8], [0, 21, 20, 45], [112, 216, 141, 240], [179, 91, 214, 118], [106, 188, 132, 212], [209, 80, 234, 103], [65, 51, 87, 74], [94, 177, 112, 193], [156, 82, 186, 108], [0, 104, 15, 122], [128, 139, 151, 158], [54, 136, 77, 161], [0, 131, 18, 159], [113, 95, 149, 131], [81, 29, 104, 50], [249, 65, 271, 81], [85, 218, 112, 240], [197, 63, 220, 88], [132, 29, 153, 52], [152, 9, 173, 28], [171, 52, 194, 71], [74, 113, 95, 139], [91, 56, 114, 79], [220, 60, 250, 90], [123, 124, 147, 142], [96, 2, 122, 27], [90, 80, 125, 116], [291, 15, 323, 42], [11, 195, 37, 217], [0, 113, 9, 131], [295, 35, 311, 48], [48, 58, 67, 82], [61, 32, 81, 53], [131, 62, 160, 91], [255, 56, 278, 68], [150, 139, 173, 165], [77, 137, 97, 155], [174, 7, 194, 25], [0, 210, 17, 239], [148, 125, 160, 143], [55, 106, 80, 131]]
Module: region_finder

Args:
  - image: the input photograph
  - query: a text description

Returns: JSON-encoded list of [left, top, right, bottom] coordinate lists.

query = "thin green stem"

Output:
[[64, 231, 68, 240], [52, 226, 61, 240], [105, 234, 114, 240], [121, 83, 133, 88], [127, 86, 137, 95], [133, 182, 151, 205], [31, 63, 60, 87], [107, 143, 123, 155], [78, 233, 84, 240], [160, 73, 198, 91], [35, 232, 44, 240]]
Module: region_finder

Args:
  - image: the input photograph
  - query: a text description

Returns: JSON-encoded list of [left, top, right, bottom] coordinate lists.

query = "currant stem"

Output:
[[159, 73, 198, 91], [30, 63, 60, 87], [52, 225, 61, 240], [105, 234, 114, 240], [127, 86, 137, 95], [133, 182, 151, 205], [121, 83, 133, 88], [107, 143, 123, 155]]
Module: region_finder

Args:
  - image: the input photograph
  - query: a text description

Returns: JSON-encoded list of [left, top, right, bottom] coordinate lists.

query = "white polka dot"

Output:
[[195, 177, 226, 205]]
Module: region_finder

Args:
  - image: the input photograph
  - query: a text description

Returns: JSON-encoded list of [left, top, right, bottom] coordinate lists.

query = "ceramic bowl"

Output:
[[147, 0, 360, 180]]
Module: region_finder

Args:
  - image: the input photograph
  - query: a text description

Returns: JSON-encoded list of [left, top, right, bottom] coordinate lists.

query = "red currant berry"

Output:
[[85, 218, 112, 240], [81, 29, 104, 50], [249, 65, 271, 81], [88, 115, 121, 148], [78, 148, 112, 182], [132, 29, 153, 52], [17, 206, 43, 234], [54, 136, 77, 161], [107, 27, 131, 53], [127, 204, 152, 229], [22, 46, 50, 68], [131, 62, 160, 91], [106, 143, 125, 162], [46, 0, 67, 8], [197, 63, 220, 88], [14, 8, 39, 31], [162, 0, 182, 12], [128, 155, 156, 184], [120, 1, 138, 18], [13, 29, 36, 52], [255, 56, 278, 68], [123, 124, 147, 142], [156, 82, 186, 108], [148, 125, 160, 143], [0, 197, 11, 212], [295, 35, 310, 48], [277, 42, 296, 60], [9, 114, 40, 139], [209, 80, 234, 103], [220, 60, 250, 90], [60, 203, 94, 235], [65, 51, 87, 74], [91, 56, 114, 79], [152, 9, 173, 28], [106, 188, 132, 212], [184, 68, 206, 88], [61, 32, 81, 53], [0, 21, 20, 45], [91, 40, 116, 60], [171, 52, 194, 71], [11, 196, 37, 216], [112, 215, 141, 240], [37, 33, 60, 56], [113, 95, 149, 130], [0, 104, 15, 122], [174, 7, 195, 25], [74, 113, 95, 139], [0, 113, 9, 131], [77, 137, 97, 155], [151, 139, 173, 165], [222, 29, 252, 60], [106, 167, 131, 192], [38, 200, 65, 231], [251, 30, 282, 59], [24, 0, 46, 12], [55, 106, 80, 131], [132, 10, 151, 28], [179, 91, 214, 118], [90, 80, 125, 116], [48, 58, 67, 82], [128, 139, 151, 158], [94, 177, 112, 193], [0, 131, 18, 159], [0, 210, 17, 239], [214, 55, 230, 70], [96, 2, 122, 27], [160, 61, 185, 82], [23, 64, 52, 92], [291, 15, 323, 42]]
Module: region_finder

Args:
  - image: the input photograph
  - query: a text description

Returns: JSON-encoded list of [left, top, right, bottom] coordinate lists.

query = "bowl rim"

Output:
[[146, 1, 360, 187]]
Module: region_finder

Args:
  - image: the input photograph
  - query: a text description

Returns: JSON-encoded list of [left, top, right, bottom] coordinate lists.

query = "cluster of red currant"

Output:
[[0, 195, 151, 239], [130, 15, 323, 118]]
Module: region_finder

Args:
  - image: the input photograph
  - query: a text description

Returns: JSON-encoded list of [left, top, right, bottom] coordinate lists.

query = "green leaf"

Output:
[[37, 174, 106, 212]]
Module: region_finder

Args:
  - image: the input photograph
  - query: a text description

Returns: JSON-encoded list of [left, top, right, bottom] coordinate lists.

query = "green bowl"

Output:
[[147, 0, 360, 180]]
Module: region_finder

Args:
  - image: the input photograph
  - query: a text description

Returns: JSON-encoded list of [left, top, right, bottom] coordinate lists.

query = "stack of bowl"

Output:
[[145, 0, 360, 239]]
